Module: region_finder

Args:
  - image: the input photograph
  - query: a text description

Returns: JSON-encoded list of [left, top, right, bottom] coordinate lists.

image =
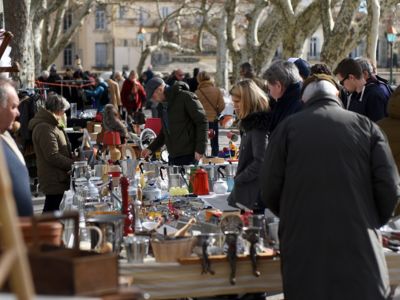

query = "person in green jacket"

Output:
[[29, 93, 74, 212], [141, 77, 208, 166]]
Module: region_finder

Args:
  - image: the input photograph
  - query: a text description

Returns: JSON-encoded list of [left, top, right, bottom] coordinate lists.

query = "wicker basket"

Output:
[[151, 237, 196, 262]]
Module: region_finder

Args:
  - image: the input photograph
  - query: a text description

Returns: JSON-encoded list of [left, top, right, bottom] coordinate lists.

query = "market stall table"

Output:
[[120, 252, 400, 299]]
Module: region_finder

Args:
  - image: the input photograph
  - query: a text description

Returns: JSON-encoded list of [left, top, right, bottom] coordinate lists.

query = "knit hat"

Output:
[[288, 58, 311, 80], [145, 77, 164, 101]]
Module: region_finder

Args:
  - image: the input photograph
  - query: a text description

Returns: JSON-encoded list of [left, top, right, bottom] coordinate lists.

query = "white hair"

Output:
[[302, 80, 339, 103]]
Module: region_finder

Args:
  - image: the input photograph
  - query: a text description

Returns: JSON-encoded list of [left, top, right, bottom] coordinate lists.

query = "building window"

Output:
[[95, 43, 107, 67], [138, 7, 144, 25], [63, 11, 72, 31], [95, 9, 106, 30], [160, 7, 170, 18], [119, 6, 126, 19], [309, 37, 318, 58], [64, 44, 73, 67]]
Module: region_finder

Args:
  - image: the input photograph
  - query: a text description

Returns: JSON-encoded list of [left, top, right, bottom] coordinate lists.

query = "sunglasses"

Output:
[[340, 74, 350, 86]]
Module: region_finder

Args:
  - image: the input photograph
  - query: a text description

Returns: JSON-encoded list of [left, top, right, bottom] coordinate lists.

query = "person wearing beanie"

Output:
[[261, 73, 399, 299], [288, 57, 311, 80], [141, 76, 208, 165]]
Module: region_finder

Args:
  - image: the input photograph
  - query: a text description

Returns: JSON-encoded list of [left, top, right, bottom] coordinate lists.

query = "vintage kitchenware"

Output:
[[86, 214, 125, 254], [151, 237, 196, 262], [142, 182, 161, 205], [72, 160, 90, 179], [213, 179, 228, 194], [243, 227, 261, 277], [124, 235, 149, 263], [28, 211, 118, 296], [190, 168, 209, 195], [79, 225, 103, 251]]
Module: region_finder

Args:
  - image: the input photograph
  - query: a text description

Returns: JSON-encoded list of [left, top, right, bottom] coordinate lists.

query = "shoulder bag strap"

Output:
[[198, 88, 219, 114]]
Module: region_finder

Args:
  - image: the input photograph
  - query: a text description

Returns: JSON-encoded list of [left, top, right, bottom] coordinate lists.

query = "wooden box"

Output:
[[29, 247, 118, 296], [27, 211, 119, 296]]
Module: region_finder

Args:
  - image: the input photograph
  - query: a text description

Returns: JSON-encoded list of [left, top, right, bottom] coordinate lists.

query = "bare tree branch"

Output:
[[320, 0, 333, 37], [366, 0, 380, 66], [270, 0, 295, 24]]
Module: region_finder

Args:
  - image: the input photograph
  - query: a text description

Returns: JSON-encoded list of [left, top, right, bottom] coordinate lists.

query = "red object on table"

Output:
[[120, 176, 133, 235], [145, 118, 162, 135], [191, 168, 209, 195], [103, 131, 121, 145]]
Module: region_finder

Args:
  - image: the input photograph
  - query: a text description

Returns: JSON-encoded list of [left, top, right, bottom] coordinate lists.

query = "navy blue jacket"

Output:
[[345, 79, 388, 122], [268, 82, 302, 133]]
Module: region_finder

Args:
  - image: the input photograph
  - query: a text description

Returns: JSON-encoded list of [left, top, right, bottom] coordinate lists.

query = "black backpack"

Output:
[[99, 82, 110, 105]]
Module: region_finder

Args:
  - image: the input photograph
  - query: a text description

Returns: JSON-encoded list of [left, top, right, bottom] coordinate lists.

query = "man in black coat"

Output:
[[263, 60, 303, 133], [261, 74, 400, 300], [141, 77, 208, 166]]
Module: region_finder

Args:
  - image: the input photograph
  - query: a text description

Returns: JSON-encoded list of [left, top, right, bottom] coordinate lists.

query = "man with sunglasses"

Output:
[[334, 58, 386, 122]]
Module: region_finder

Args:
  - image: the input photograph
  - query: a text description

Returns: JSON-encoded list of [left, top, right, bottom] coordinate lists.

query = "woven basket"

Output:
[[151, 237, 196, 262]]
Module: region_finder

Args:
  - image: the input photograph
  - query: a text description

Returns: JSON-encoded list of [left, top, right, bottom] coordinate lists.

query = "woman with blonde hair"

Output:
[[227, 79, 270, 212], [195, 71, 225, 156]]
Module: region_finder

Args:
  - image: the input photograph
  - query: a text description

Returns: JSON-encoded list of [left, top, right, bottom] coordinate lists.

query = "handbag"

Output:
[[198, 89, 222, 122]]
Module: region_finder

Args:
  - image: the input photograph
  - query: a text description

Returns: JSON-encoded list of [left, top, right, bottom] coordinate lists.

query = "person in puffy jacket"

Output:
[[29, 93, 74, 212], [141, 77, 207, 166]]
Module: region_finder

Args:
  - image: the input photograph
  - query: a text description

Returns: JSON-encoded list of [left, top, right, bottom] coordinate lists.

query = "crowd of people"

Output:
[[0, 55, 399, 299]]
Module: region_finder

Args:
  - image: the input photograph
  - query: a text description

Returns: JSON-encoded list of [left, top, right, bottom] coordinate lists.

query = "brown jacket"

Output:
[[107, 79, 122, 109], [195, 80, 225, 122], [378, 86, 400, 214], [28, 108, 74, 195]]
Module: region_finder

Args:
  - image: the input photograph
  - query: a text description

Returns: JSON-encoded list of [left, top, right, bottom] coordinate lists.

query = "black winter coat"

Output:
[[148, 82, 208, 158], [227, 111, 270, 210], [268, 82, 302, 133], [261, 94, 400, 300]]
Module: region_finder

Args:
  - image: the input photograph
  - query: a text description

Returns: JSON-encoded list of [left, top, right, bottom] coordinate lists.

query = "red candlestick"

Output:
[[120, 176, 133, 235]]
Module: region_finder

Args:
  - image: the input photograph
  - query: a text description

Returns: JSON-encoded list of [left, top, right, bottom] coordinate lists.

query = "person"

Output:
[[187, 67, 200, 92], [29, 93, 74, 213], [195, 71, 225, 156], [107, 77, 122, 111], [333, 57, 386, 122], [227, 79, 270, 212], [239, 62, 268, 92], [120, 70, 147, 134], [114, 71, 125, 92], [356, 57, 392, 115], [0, 77, 33, 216], [84, 76, 109, 112], [310, 63, 332, 76], [47, 64, 62, 95], [287, 57, 311, 80], [143, 65, 154, 84], [101, 104, 128, 144], [378, 85, 400, 215], [165, 68, 185, 86], [262, 59, 303, 133], [261, 74, 400, 300], [141, 77, 208, 166]]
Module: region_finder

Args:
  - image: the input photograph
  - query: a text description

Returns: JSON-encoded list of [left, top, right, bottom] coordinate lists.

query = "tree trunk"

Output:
[[136, 47, 151, 75], [366, 0, 380, 67], [215, 10, 229, 90], [3, 0, 35, 87]]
